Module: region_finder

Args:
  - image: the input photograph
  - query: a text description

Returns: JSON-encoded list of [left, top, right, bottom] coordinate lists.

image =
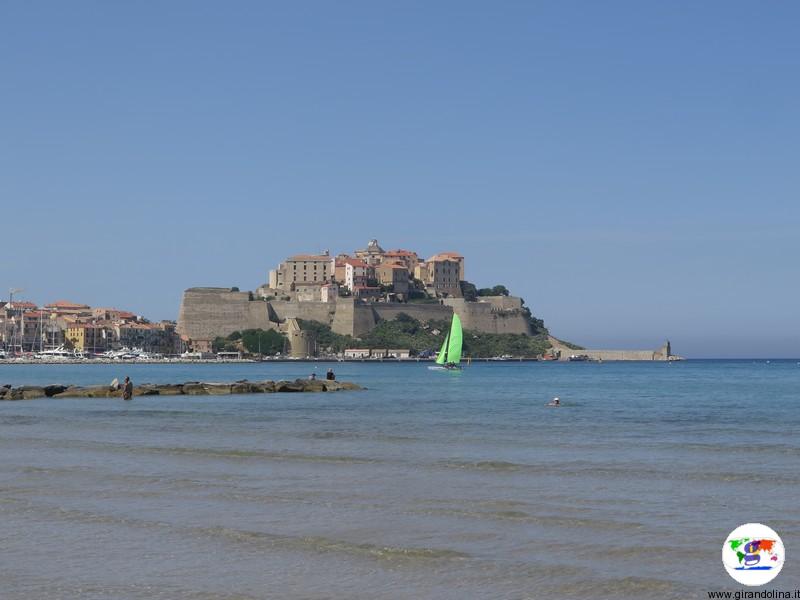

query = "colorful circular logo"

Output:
[[722, 523, 785, 586]]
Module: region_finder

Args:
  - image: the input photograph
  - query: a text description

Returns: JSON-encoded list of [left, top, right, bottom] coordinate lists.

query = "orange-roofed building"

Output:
[[93, 307, 137, 322], [354, 239, 386, 266], [427, 252, 465, 280], [5, 301, 38, 312], [45, 300, 92, 316], [382, 249, 419, 273]]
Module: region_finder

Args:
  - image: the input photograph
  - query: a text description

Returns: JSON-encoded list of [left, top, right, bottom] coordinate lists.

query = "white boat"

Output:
[[35, 346, 78, 360]]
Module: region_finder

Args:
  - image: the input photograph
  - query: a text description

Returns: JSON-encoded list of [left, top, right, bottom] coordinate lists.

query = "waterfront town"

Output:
[[0, 240, 468, 361], [0, 299, 181, 359], [1, 240, 494, 361]]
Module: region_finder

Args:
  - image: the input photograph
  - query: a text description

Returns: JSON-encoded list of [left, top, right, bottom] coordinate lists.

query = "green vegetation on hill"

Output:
[[212, 329, 286, 355], [552, 337, 584, 350], [299, 313, 553, 358], [296, 319, 354, 353]]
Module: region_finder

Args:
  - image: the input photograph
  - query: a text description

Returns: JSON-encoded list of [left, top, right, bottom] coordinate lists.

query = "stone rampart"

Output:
[[267, 300, 336, 326], [372, 303, 453, 324], [444, 298, 532, 335], [550, 340, 672, 361], [177, 288, 273, 341], [179, 289, 533, 344]]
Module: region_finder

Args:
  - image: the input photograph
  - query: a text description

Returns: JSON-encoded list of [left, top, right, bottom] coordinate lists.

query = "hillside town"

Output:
[[0, 298, 181, 358], [262, 239, 465, 303]]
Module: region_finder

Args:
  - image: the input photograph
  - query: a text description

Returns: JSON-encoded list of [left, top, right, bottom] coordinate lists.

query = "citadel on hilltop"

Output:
[[177, 239, 676, 360], [177, 239, 538, 355], [265, 240, 464, 302]]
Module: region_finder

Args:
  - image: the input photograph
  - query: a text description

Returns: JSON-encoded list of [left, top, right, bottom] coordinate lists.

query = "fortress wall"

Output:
[[177, 288, 272, 341], [444, 298, 532, 335], [476, 296, 523, 311], [178, 289, 535, 344], [372, 303, 453, 324], [331, 299, 376, 337], [267, 300, 336, 326], [558, 349, 660, 361], [551, 341, 671, 361]]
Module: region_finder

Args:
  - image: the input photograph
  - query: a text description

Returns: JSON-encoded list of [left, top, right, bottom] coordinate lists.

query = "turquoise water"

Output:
[[1, 360, 798, 599]]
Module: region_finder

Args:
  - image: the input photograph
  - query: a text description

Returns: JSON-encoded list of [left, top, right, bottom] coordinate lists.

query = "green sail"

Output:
[[435, 328, 451, 364], [446, 314, 463, 365]]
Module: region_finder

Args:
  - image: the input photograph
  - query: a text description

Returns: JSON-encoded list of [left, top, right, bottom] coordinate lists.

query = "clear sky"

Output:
[[2, 2, 798, 358]]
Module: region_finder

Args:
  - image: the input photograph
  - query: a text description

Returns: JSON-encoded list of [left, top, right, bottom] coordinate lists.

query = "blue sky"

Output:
[[2, 1, 798, 357]]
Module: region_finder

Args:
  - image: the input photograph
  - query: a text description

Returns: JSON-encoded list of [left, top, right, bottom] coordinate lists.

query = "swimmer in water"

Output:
[[546, 397, 561, 407]]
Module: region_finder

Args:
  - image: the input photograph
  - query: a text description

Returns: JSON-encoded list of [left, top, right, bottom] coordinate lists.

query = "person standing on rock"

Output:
[[122, 376, 133, 400]]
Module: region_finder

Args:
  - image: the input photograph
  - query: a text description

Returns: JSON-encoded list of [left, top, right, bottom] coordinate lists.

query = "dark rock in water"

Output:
[[155, 384, 184, 396], [338, 382, 363, 391], [253, 381, 275, 393], [182, 383, 206, 395], [2, 379, 362, 400], [275, 380, 305, 393], [230, 382, 256, 394], [202, 383, 232, 395], [8, 386, 47, 400], [43, 385, 68, 397], [133, 385, 161, 396], [304, 380, 327, 393]]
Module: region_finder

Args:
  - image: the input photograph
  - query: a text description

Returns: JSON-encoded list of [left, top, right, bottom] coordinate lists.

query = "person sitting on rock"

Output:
[[326, 369, 335, 380], [309, 373, 316, 380]]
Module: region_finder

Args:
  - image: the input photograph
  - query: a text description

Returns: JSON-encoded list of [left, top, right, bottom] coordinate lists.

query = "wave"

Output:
[[199, 526, 469, 561], [550, 575, 688, 599], [0, 415, 42, 426], [440, 460, 523, 472], [2, 436, 379, 465], [436, 458, 800, 485], [3, 496, 469, 564], [410, 507, 643, 531]]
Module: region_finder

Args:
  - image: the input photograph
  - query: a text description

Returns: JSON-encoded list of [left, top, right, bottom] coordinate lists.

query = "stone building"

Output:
[[66, 323, 113, 353], [44, 300, 92, 317], [375, 262, 409, 295], [428, 252, 465, 281], [269, 252, 335, 291], [320, 283, 339, 303], [381, 249, 419, 273], [343, 258, 372, 291], [354, 239, 386, 266], [420, 255, 462, 297]]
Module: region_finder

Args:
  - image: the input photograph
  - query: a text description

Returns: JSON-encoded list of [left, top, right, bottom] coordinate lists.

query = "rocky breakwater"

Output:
[[0, 379, 363, 401]]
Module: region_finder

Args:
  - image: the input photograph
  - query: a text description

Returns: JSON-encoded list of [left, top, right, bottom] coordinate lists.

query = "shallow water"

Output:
[[1, 360, 798, 599]]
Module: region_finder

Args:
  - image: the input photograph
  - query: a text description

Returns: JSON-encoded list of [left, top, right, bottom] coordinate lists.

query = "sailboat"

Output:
[[428, 314, 463, 371]]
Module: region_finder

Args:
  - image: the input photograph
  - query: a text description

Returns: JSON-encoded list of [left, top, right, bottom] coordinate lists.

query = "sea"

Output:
[[1, 360, 798, 599]]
